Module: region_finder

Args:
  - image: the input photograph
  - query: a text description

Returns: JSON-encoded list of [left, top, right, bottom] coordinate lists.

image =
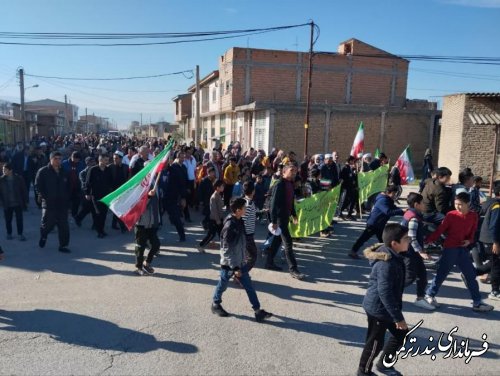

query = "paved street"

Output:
[[0, 192, 499, 375]]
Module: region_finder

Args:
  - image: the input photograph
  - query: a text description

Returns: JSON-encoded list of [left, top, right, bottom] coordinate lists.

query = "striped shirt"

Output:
[[242, 196, 257, 235], [407, 218, 423, 253]]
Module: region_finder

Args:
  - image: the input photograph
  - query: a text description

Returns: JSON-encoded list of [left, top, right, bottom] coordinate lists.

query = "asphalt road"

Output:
[[0, 190, 499, 375]]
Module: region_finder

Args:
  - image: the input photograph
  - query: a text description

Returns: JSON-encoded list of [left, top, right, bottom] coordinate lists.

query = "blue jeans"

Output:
[[426, 247, 482, 305], [213, 266, 260, 310]]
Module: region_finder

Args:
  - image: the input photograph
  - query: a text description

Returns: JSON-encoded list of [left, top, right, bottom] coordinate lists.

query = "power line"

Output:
[[0, 23, 310, 47], [25, 70, 194, 81]]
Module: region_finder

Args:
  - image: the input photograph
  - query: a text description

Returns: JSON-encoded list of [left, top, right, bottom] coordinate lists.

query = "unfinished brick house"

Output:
[[439, 93, 500, 185], [174, 38, 441, 164]]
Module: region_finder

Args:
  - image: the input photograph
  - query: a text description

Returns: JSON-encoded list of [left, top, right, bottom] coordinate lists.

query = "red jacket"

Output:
[[426, 210, 478, 248]]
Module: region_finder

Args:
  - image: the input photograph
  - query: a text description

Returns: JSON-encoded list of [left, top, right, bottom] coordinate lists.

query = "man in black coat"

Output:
[[34, 151, 71, 253], [267, 163, 304, 280], [162, 152, 187, 242], [85, 154, 113, 238]]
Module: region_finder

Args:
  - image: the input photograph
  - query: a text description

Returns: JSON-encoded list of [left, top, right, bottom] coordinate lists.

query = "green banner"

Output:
[[288, 185, 341, 238], [358, 164, 389, 202]]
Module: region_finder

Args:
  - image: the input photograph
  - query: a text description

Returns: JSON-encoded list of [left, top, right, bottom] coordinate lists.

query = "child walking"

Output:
[[358, 224, 410, 376], [349, 185, 405, 259], [425, 192, 494, 312], [134, 187, 160, 276], [400, 193, 435, 310], [198, 180, 225, 253], [211, 197, 273, 322]]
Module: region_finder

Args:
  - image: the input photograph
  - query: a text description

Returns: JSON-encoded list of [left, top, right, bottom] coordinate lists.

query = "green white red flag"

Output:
[[395, 145, 415, 185], [350, 122, 364, 157], [100, 141, 173, 230]]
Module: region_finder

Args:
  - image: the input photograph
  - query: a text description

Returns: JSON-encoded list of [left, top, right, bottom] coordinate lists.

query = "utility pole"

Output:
[[195, 65, 201, 146], [490, 123, 499, 197], [19, 68, 26, 142], [303, 21, 314, 157], [64, 94, 70, 135]]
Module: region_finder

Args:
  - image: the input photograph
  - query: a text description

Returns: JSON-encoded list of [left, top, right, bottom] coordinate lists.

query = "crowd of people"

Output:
[[0, 133, 498, 376]]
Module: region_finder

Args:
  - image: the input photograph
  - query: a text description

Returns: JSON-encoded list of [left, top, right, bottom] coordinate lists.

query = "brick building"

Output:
[[438, 93, 500, 185], [174, 38, 440, 164]]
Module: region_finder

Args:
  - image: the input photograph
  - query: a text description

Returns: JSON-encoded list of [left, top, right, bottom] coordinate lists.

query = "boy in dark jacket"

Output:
[[211, 198, 273, 322], [349, 185, 405, 259], [358, 224, 410, 376]]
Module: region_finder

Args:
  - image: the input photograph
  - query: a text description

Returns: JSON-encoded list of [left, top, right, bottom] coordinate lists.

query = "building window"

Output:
[[225, 80, 232, 95], [212, 88, 217, 103]]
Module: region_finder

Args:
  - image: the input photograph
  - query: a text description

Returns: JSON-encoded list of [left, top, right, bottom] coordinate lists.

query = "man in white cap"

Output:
[[320, 154, 340, 188], [362, 153, 372, 172]]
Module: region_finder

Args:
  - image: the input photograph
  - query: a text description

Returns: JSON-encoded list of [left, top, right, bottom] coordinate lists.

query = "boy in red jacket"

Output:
[[424, 192, 494, 312]]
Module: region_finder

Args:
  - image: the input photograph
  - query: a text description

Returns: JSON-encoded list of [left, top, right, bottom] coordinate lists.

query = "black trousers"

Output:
[[484, 243, 500, 292], [165, 201, 185, 240], [75, 199, 97, 227], [94, 201, 108, 235], [358, 314, 408, 374], [245, 234, 258, 271], [134, 226, 160, 268], [351, 226, 383, 254], [341, 186, 357, 215], [199, 220, 222, 247], [69, 191, 81, 218], [403, 251, 428, 298], [267, 221, 298, 271], [40, 208, 70, 247], [223, 184, 234, 207], [4, 206, 23, 235]]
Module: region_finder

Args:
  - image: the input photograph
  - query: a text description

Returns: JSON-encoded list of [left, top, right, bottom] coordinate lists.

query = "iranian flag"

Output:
[[350, 121, 364, 157], [395, 145, 415, 185], [101, 141, 173, 230]]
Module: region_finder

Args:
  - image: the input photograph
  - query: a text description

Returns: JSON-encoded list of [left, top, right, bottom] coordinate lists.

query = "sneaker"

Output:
[[414, 298, 436, 311], [196, 246, 206, 254], [290, 269, 305, 280], [488, 290, 500, 300], [39, 237, 47, 248], [346, 215, 357, 221], [18, 235, 26, 241], [211, 303, 229, 317], [265, 264, 283, 271], [255, 309, 273, 323], [348, 251, 361, 260], [58, 247, 71, 253], [7, 234, 13, 240], [472, 302, 494, 312], [142, 264, 155, 275], [134, 268, 145, 276], [424, 295, 440, 308], [375, 365, 402, 376]]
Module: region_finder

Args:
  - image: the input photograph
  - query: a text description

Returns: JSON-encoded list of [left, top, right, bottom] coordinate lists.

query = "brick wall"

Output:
[[224, 44, 409, 110], [461, 97, 500, 182], [438, 95, 466, 180], [270, 105, 436, 166]]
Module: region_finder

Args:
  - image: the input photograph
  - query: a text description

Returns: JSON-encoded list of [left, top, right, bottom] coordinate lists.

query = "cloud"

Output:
[[440, 0, 500, 8], [222, 7, 238, 14]]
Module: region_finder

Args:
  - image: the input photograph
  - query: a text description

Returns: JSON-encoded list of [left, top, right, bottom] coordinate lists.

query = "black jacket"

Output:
[[162, 162, 187, 204], [363, 244, 406, 323], [422, 178, 451, 215], [0, 174, 27, 209], [270, 178, 297, 224], [108, 163, 129, 190], [479, 198, 500, 245], [35, 164, 71, 209], [320, 163, 339, 186], [85, 165, 113, 200]]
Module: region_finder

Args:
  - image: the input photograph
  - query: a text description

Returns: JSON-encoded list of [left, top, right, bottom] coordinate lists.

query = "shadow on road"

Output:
[[0, 309, 198, 354]]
